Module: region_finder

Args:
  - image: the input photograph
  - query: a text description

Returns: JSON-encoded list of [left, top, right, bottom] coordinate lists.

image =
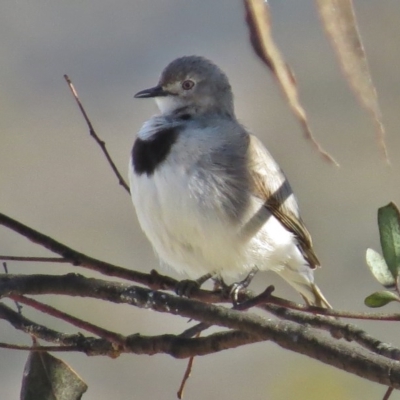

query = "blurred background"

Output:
[[1, 1, 400, 399]]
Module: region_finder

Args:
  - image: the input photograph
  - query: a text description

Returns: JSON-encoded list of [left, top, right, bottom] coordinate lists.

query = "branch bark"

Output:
[[1, 273, 400, 389], [2, 212, 400, 321], [0, 302, 260, 357]]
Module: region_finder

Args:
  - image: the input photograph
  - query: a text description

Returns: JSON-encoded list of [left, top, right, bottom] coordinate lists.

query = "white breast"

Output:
[[129, 121, 307, 282], [129, 143, 248, 278]]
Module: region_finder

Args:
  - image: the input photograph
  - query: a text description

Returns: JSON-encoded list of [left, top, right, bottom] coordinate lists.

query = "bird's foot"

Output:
[[216, 267, 259, 306], [229, 267, 259, 306], [234, 285, 275, 311], [175, 273, 213, 297]]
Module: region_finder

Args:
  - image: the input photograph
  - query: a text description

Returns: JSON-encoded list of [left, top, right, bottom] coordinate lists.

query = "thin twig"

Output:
[[0, 256, 67, 263], [176, 287, 277, 395], [263, 295, 400, 321], [180, 323, 209, 339], [382, 387, 394, 400], [235, 285, 275, 310], [177, 333, 200, 399], [64, 74, 130, 193], [2, 262, 22, 314], [180, 286, 275, 339], [0, 342, 78, 352], [262, 303, 400, 361], [0, 302, 261, 357], [10, 294, 126, 347]]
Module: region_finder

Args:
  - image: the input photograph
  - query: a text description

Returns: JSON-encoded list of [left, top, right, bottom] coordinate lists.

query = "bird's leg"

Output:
[[212, 275, 227, 291], [175, 272, 214, 297], [228, 266, 259, 306]]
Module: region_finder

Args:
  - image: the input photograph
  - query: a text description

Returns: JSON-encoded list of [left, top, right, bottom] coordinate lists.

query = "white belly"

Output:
[[129, 157, 305, 281], [130, 160, 250, 278]]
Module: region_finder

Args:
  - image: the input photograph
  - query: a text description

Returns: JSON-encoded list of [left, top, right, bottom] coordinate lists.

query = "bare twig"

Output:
[[177, 333, 200, 399], [382, 387, 394, 400], [0, 302, 260, 357], [0, 302, 92, 347], [0, 342, 78, 352], [262, 295, 400, 321], [10, 294, 126, 347], [0, 256, 67, 263], [180, 286, 276, 339], [3, 262, 22, 314], [262, 303, 400, 361], [64, 75, 131, 193], [179, 322, 210, 339]]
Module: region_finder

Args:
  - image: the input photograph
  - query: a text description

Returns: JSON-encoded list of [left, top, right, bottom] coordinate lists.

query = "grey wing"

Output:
[[248, 134, 320, 268], [188, 125, 251, 223]]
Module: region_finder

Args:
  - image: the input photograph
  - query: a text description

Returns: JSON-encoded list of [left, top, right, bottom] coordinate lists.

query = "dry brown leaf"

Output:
[[244, 0, 339, 166], [21, 350, 88, 400], [316, 0, 389, 162]]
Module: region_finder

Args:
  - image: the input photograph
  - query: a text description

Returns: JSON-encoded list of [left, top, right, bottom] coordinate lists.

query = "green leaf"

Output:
[[366, 248, 395, 288], [20, 351, 88, 400], [378, 202, 400, 279], [364, 290, 400, 308]]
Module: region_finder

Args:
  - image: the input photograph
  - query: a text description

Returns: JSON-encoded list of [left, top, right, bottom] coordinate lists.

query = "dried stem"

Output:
[[0, 302, 260, 358], [0, 256, 67, 263], [0, 342, 78, 352], [382, 386, 394, 400], [10, 294, 126, 346], [64, 74, 130, 193], [177, 333, 199, 399]]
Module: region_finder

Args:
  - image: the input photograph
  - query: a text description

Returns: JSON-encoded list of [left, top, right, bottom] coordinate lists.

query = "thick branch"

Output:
[[0, 303, 259, 357], [0, 212, 221, 303], [1, 273, 400, 388], [261, 304, 400, 361], [3, 212, 400, 322]]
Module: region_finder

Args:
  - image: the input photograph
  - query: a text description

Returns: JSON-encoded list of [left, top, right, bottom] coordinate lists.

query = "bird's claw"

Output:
[[175, 273, 213, 297]]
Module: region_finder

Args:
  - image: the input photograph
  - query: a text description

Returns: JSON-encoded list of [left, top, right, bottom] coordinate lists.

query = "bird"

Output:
[[129, 55, 331, 308]]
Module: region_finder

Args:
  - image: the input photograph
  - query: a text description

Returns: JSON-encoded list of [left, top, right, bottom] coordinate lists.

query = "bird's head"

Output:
[[134, 56, 234, 117]]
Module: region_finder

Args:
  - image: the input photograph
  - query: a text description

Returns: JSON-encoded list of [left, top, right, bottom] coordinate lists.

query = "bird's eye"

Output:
[[181, 80, 195, 90]]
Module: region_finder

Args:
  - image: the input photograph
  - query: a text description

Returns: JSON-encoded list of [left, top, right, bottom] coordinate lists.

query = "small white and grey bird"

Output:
[[129, 55, 331, 308]]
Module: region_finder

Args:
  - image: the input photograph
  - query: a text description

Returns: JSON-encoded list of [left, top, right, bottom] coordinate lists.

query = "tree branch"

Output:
[[64, 75, 130, 193], [3, 211, 400, 322], [0, 302, 259, 357], [1, 273, 400, 388], [10, 295, 126, 346], [0, 212, 223, 302], [261, 304, 400, 361], [0, 256, 67, 263]]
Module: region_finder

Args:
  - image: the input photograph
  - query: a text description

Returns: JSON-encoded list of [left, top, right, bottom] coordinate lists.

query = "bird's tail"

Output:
[[277, 267, 332, 309], [300, 282, 332, 309]]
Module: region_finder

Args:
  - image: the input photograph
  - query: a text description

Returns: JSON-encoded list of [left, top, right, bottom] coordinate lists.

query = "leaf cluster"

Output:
[[365, 203, 400, 308]]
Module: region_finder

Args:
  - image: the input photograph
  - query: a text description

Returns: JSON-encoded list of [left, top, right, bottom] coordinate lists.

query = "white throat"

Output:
[[155, 96, 182, 114]]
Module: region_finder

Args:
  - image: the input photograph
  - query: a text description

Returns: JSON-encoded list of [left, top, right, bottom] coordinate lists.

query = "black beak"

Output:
[[134, 85, 169, 98]]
